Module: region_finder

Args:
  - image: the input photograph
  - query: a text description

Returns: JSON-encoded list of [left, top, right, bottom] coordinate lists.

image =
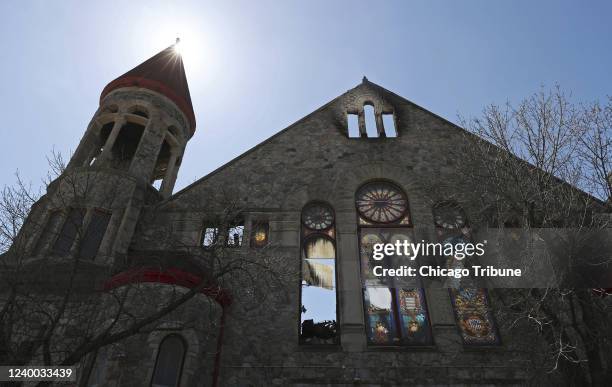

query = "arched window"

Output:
[[299, 202, 339, 345], [151, 335, 186, 387], [86, 347, 108, 387], [432, 201, 501, 345], [356, 181, 433, 346]]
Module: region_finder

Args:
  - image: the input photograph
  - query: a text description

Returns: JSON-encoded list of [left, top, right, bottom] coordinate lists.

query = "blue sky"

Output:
[[1, 0, 611, 191]]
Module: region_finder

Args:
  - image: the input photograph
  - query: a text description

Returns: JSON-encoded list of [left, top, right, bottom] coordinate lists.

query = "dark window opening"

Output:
[[52, 208, 85, 256], [32, 210, 62, 256], [151, 140, 172, 189], [250, 221, 269, 248], [382, 113, 397, 137], [79, 210, 111, 260], [201, 226, 219, 248], [226, 224, 244, 247], [151, 335, 185, 387], [131, 109, 149, 118], [109, 122, 145, 169], [347, 113, 360, 138], [90, 122, 114, 166], [364, 104, 378, 138]]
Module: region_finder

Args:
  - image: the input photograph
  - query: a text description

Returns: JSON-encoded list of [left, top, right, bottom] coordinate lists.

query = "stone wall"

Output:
[[124, 81, 568, 385]]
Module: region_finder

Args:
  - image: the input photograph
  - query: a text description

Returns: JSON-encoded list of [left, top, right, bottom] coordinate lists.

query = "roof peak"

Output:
[[100, 45, 196, 135]]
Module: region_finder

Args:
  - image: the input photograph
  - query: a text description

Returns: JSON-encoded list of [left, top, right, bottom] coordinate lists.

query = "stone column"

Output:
[[335, 210, 367, 351], [97, 117, 126, 164], [160, 149, 180, 197], [129, 115, 165, 182]]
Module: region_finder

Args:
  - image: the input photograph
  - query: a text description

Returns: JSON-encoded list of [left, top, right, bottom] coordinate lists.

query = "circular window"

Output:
[[356, 182, 407, 223], [302, 203, 334, 231], [433, 202, 467, 229]]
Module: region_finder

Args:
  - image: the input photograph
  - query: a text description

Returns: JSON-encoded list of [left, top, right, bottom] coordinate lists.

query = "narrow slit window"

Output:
[[79, 210, 111, 260], [382, 114, 397, 137], [347, 113, 360, 138], [52, 208, 85, 256], [32, 210, 63, 256], [364, 105, 378, 138]]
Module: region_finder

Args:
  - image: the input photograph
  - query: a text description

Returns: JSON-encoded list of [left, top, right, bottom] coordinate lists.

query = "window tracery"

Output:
[[357, 181, 433, 346]]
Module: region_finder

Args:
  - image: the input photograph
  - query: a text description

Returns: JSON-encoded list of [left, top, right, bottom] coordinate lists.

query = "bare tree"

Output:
[[455, 86, 612, 386], [0, 156, 291, 387]]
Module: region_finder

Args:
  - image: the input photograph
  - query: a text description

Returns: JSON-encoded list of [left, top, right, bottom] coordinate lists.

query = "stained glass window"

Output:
[[432, 201, 500, 345], [357, 182, 433, 346], [300, 202, 338, 345], [356, 182, 408, 224], [250, 221, 269, 248], [450, 288, 500, 345]]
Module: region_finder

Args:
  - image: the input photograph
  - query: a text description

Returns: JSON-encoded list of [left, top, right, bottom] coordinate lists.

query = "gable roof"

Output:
[[164, 78, 606, 207]]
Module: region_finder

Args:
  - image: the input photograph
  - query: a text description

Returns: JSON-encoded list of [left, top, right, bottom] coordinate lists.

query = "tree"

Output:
[[454, 86, 612, 386]]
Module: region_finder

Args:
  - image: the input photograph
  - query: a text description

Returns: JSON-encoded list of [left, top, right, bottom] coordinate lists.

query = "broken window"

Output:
[[382, 113, 397, 137], [79, 210, 111, 260], [226, 224, 244, 247], [250, 221, 269, 248], [300, 202, 339, 345], [32, 210, 63, 256], [201, 226, 219, 248], [347, 113, 360, 138], [151, 335, 185, 387], [52, 208, 85, 256]]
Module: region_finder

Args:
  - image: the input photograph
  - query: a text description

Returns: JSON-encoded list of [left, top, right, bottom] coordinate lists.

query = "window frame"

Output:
[[298, 201, 340, 346], [356, 180, 434, 347]]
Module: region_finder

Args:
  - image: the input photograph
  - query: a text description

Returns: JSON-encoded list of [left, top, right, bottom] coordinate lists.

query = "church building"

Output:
[[10, 44, 607, 386]]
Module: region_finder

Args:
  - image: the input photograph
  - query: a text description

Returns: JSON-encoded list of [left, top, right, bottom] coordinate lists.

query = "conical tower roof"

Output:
[[100, 44, 196, 134]]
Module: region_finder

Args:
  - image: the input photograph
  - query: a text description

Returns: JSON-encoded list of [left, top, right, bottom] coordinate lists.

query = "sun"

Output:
[[173, 38, 183, 55]]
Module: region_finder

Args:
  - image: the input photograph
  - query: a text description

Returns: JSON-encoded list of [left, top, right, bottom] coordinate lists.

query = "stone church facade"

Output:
[[10, 45, 606, 386]]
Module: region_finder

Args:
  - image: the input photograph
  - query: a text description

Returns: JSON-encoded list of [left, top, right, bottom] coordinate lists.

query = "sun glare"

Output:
[[173, 38, 182, 55]]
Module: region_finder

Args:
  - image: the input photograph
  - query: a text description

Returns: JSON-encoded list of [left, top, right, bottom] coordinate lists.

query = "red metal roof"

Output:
[[100, 45, 196, 135]]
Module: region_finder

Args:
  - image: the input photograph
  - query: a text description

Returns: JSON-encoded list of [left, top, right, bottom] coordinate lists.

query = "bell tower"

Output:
[[18, 43, 196, 265], [68, 43, 196, 196]]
